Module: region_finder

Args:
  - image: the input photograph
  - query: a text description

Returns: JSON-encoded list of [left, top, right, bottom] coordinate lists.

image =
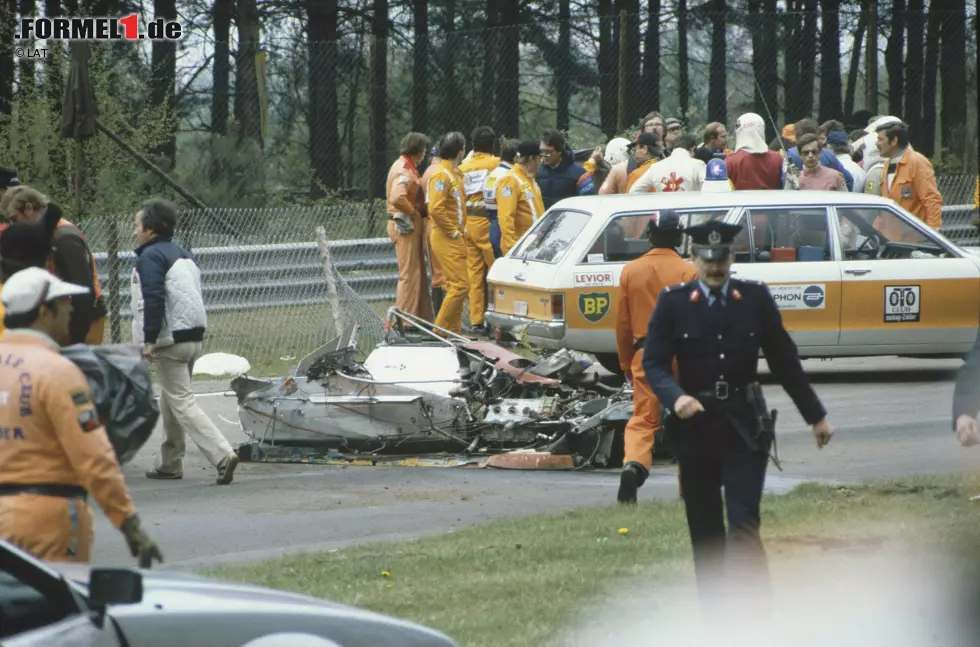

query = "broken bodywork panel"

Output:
[[231, 309, 632, 469]]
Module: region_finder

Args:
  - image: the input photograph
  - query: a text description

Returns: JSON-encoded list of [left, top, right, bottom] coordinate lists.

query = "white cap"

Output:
[[1, 267, 89, 315], [604, 137, 631, 166], [734, 113, 769, 153], [865, 115, 902, 135]]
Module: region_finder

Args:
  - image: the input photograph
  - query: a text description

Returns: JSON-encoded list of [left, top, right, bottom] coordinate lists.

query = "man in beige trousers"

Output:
[[130, 199, 238, 485]]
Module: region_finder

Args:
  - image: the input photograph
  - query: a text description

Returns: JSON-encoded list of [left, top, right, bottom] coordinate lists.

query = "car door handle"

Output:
[[514, 273, 525, 281], [844, 268, 872, 276]]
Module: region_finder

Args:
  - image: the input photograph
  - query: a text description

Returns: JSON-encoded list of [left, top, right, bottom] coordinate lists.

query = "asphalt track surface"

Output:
[[89, 356, 979, 570]]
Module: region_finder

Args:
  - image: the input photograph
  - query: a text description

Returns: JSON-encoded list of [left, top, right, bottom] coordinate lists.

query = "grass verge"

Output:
[[203, 472, 980, 647]]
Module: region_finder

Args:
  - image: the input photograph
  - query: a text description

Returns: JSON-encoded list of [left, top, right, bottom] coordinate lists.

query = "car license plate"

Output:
[[513, 300, 528, 317]]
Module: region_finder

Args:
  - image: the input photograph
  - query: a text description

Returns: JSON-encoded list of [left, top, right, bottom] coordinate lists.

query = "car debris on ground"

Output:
[[229, 308, 634, 470]]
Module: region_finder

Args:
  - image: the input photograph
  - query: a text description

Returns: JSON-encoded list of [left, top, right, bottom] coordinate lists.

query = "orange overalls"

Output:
[[421, 158, 445, 294], [878, 146, 943, 231], [616, 249, 697, 472], [496, 164, 545, 256], [427, 159, 469, 333], [0, 329, 136, 562], [50, 218, 107, 345], [459, 152, 500, 327], [386, 155, 433, 320]]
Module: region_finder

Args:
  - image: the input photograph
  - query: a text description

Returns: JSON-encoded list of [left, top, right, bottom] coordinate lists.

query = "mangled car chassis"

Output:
[[230, 308, 632, 469]]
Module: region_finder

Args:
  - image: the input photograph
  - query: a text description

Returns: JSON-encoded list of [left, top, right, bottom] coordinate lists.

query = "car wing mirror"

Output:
[[89, 568, 143, 608]]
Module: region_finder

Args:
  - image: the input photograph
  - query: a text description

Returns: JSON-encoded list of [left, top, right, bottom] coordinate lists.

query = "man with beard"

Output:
[[642, 219, 833, 609]]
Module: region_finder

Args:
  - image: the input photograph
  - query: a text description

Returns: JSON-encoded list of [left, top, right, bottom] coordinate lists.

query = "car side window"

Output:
[[512, 209, 591, 264], [836, 207, 951, 260], [581, 213, 655, 264], [0, 572, 70, 639], [741, 208, 833, 262]]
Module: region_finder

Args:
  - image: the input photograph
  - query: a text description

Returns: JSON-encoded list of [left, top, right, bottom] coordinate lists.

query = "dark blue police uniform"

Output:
[[641, 220, 827, 602]]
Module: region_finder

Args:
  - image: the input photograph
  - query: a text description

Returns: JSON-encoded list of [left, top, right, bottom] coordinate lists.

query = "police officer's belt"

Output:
[[0, 484, 88, 500], [693, 381, 746, 402]]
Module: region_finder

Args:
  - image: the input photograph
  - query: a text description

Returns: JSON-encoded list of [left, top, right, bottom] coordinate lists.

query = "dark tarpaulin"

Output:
[[60, 42, 98, 141]]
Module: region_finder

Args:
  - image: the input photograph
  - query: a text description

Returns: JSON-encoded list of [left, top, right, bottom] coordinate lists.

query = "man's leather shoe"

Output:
[[618, 465, 640, 504]]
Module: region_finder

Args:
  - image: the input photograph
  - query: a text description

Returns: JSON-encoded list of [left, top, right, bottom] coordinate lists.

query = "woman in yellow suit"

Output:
[[426, 132, 470, 334], [497, 141, 545, 256]]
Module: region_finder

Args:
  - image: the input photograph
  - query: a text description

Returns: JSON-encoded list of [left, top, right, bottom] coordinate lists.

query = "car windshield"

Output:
[[511, 209, 590, 264]]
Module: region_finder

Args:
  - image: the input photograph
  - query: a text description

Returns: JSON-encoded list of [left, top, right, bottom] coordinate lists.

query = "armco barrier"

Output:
[[94, 204, 978, 318]]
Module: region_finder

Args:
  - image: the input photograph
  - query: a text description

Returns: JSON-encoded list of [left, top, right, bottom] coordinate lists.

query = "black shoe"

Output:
[[618, 465, 640, 504]]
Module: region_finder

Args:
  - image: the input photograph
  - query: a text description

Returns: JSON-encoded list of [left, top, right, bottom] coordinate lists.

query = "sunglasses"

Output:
[[801, 149, 821, 157]]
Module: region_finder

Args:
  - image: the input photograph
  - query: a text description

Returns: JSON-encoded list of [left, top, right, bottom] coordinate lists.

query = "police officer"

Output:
[[642, 220, 833, 605], [953, 332, 979, 448], [615, 212, 696, 504], [0, 268, 163, 565]]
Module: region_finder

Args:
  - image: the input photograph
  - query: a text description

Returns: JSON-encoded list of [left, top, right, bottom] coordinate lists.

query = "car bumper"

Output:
[[485, 311, 566, 347]]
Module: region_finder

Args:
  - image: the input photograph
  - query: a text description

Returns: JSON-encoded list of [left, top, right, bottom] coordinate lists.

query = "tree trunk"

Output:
[[44, 0, 66, 189], [150, 0, 177, 168], [708, 0, 726, 124], [497, 0, 520, 138], [865, 0, 878, 114], [211, 0, 232, 135], [480, 0, 494, 130], [441, 0, 457, 132], [799, 0, 817, 117], [783, 1, 803, 122], [750, 0, 779, 139], [939, 0, 967, 156], [677, 0, 689, 121], [618, 0, 641, 126], [885, 0, 906, 117], [19, 0, 36, 92], [556, 0, 571, 131], [234, 0, 263, 145], [0, 0, 15, 118], [367, 0, 388, 200], [307, 0, 340, 196], [844, 2, 867, 119], [641, 0, 660, 116], [818, 0, 843, 122], [412, 0, 428, 134], [598, 0, 618, 136], [904, 0, 924, 140], [920, 2, 940, 157]]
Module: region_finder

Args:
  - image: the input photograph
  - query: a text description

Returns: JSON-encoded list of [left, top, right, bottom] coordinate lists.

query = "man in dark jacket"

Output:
[[536, 129, 597, 209], [131, 198, 239, 485], [953, 333, 980, 448]]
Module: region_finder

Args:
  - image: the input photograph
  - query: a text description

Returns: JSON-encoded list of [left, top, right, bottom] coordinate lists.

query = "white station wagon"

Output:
[[485, 191, 980, 374]]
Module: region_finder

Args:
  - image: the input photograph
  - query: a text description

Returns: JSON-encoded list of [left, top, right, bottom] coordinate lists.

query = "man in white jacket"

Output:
[[131, 198, 239, 485], [629, 134, 706, 193]]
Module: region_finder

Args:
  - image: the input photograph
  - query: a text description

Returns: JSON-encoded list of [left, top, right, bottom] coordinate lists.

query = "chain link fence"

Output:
[[76, 175, 978, 376]]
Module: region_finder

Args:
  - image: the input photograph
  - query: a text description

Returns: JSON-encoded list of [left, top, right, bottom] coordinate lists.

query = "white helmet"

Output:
[[856, 115, 903, 167], [604, 137, 631, 166]]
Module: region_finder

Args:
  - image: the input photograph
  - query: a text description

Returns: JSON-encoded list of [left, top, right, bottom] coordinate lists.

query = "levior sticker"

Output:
[[884, 285, 920, 323], [573, 271, 615, 288], [768, 284, 826, 310]]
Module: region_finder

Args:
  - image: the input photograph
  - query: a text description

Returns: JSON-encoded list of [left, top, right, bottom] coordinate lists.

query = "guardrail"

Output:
[[94, 204, 978, 319]]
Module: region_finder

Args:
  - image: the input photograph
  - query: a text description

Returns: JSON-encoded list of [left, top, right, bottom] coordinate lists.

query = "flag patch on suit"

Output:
[[70, 389, 92, 407], [77, 408, 100, 433]]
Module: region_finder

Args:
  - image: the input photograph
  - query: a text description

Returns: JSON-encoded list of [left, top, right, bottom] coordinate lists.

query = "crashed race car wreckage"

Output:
[[230, 308, 634, 469]]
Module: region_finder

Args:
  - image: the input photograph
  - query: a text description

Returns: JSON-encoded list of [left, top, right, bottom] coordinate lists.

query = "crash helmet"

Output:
[[603, 137, 631, 166]]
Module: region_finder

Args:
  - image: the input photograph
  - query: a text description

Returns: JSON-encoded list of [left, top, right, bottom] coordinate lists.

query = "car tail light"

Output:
[[551, 293, 564, 320]]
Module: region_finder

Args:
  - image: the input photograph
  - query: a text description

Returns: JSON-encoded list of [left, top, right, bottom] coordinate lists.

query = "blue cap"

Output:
[[826, 131, 848, 146], [705, 159, 728, 181]]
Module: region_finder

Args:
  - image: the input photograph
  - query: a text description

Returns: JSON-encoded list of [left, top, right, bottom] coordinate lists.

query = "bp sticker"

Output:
[[578, 292, 611, 323], [884, 285, 920, 323]]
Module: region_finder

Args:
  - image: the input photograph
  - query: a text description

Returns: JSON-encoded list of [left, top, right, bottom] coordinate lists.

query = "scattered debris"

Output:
[[230, 308, 632, 470], [194, 352, 251, 376]]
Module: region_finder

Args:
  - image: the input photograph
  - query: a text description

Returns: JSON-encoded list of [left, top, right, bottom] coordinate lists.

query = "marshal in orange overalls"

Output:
[[616, 248, 696, 472], [0, 329, 136, 562]]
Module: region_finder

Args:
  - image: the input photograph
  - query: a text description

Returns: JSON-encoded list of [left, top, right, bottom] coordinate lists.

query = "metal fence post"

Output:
[[315, 225, 343, 339], [107, 216, 122, 344]]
